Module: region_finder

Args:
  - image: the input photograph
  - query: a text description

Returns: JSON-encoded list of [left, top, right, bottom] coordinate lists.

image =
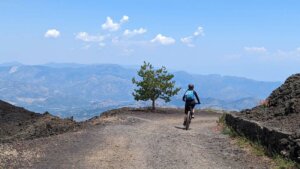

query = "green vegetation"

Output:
[[217, 113, 226, 124], [218, 114, 298, 169], [273, 155, 297, 169], [132, 61, 180, 110], [218, 115, 237, 137], [235, 136, 265, 157]]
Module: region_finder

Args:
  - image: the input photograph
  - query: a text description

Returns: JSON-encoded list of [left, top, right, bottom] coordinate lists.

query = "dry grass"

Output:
[[218, 114, 298, 169]]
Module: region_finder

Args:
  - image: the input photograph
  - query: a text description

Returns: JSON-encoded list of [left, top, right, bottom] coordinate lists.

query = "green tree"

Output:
[[132, 61, 181, 110]]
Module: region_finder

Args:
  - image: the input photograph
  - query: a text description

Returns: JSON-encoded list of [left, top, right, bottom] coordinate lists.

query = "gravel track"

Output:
[[0, 110, 273, 169]]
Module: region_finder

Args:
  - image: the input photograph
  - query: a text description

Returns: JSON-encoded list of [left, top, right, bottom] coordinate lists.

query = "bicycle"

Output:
[[184, 105, 193, 130], [183, 103, 200, 130]]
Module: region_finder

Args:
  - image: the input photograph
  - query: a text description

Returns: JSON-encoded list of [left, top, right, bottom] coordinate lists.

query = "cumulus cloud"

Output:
[[120, 15, 129, 23], [102, 15, 129, 31], [44, 29, 60, 38], [181, 26, 204, 47], [180, 36, 194, 47], [75, 32, 105, 42], [123, 28, 147, 36], [101, 17, 119, 31], [244, 47, 267, 53], [193, 26, 204, 36], [151, 34, 175, 45]]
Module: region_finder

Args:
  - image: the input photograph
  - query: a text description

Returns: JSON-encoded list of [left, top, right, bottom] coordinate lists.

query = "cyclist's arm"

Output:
[[194, 91, 201, 104], [182, 90, 187, 101]]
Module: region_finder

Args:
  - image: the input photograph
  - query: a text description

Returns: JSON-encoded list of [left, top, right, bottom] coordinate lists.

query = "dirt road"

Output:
[[0, 109, 272, 169]]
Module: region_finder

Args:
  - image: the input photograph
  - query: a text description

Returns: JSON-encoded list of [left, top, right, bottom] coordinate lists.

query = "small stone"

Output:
[[279, 138, 289, 145], [280, 150, 288, 157]]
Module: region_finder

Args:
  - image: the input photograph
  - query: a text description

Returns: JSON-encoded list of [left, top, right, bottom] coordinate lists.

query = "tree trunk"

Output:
[[152, 99, 156, 110]]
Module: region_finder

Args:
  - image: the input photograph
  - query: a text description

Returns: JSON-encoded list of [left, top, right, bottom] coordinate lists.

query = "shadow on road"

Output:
[[174, 126, 186, 130]]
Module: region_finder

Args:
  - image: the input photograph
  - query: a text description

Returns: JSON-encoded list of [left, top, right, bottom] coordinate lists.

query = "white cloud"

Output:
[[99, 42, 106, 47], [44, 29, 60, 38], [151, 34, 175, 45], [123, 28, 147, 36], [181, 26, 204, 47], [244, 47, 267, 53], [102, 15, 129, 32], [273, 48, 300, 60], [180, 36, 194, 47], [75, 32, 105, 42], [120, 15, 129, 23], [101, 17, 120, 31], [227, 47, 300, 63], [193, 26, 204, 36]]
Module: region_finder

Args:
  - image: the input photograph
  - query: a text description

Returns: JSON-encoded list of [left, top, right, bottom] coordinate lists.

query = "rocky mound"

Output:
[[0, 100, 81, 142], [238, 73, 300, 133]]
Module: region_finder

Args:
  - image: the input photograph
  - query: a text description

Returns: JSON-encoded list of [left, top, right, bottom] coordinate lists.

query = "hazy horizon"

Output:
[[1, 1, 299, 81], [0, 61, 285, 82]]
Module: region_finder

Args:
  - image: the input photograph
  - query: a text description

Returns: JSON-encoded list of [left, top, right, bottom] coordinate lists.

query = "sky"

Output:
[[0, 0, 300, 81]]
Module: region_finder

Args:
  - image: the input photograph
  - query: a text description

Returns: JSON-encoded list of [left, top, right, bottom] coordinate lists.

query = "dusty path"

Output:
[[0, 109, 272, 169]]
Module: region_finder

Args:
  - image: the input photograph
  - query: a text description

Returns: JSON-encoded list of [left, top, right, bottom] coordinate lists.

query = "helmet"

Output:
[[188, 84, 194, 90]]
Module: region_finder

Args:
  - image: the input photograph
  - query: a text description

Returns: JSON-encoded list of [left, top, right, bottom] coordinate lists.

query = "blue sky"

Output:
[[0, 0, 300, 81]]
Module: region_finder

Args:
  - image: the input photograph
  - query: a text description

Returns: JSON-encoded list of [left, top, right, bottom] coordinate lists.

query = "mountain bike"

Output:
[[183, 103, 200, 130], [184, 105, 193, 130]]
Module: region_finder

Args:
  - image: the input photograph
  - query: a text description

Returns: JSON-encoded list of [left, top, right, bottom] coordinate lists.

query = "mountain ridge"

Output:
[[0, 63, 281, 120]]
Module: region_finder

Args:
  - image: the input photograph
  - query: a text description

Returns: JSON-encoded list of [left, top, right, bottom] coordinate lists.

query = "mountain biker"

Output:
[[182, 84, 200, 119]]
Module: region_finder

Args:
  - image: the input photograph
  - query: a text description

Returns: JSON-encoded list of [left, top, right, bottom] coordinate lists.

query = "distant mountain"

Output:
[[173, 71, 279, 100], [0, 61, 23, 67], [0, 63, 281, 120]]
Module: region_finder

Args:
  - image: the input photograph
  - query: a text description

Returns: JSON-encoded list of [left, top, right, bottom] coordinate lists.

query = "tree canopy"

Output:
[[132, 61, 181, 110]]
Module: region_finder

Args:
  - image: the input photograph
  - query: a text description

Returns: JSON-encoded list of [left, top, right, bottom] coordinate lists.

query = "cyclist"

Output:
[[182, 84, 200, 121]]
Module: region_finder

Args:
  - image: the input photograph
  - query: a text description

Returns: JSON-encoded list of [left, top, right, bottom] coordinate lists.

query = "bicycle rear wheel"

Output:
[[185, 111, 190, 130]]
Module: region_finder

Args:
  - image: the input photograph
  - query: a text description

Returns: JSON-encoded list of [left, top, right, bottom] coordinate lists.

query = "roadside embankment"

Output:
[[225, 73, 300, 164], [225, 113, 299, 163]]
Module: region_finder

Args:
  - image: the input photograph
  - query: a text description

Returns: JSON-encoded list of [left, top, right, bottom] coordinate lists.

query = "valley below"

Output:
[[0, 63, 281, 120]]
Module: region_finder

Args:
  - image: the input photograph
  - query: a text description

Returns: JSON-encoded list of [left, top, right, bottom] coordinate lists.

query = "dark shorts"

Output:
[[185, 100, 196, 113]]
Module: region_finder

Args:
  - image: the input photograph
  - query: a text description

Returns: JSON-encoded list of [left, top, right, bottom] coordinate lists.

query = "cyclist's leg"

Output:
[[183, 102, 188, 125], [191, 109, 195, 118], [184, 102, 189, 114], [191, 102, 196, 118]]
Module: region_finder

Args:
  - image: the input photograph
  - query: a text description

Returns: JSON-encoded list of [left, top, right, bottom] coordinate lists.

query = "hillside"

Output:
[[226, 73, 300, 163], [0, 100, 80, 142], [0, 63, 281, 120], [239, 73, 300, 133]]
